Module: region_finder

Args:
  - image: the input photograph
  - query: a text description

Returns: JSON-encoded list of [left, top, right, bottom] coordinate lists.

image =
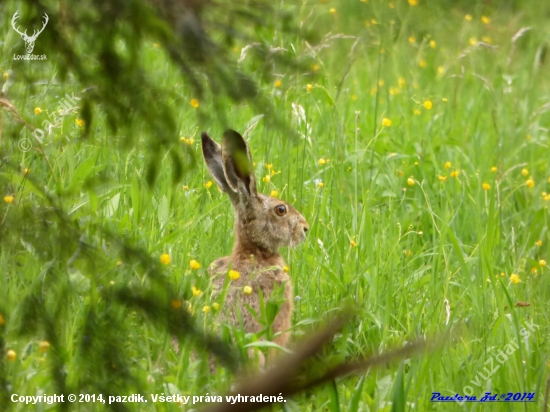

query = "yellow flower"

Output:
[[317, 182, 324, 188], [482, 36, 493, 44], [190, 99, 199, 108], [185, 137, 194, 145], [465, 14, 472, 21], [404, 249, 412, 257], [183, 185, 189, 191], [202, 305, 211, 314], [442, 98, 448, 103], [408, 36, 416, 44], [469, 38, 477, 46], [229, 270, 240, 281], [75, 119, 85, 127], [6, 350, 16, 362], [398, 77, 406, 88], [540, 259, 547, 266], [2, 72, 8, 80], [491, 166, 497, 173], [444, 161, 451, 169], [521, 168, 529, 177], [204, 181, 213, 189], [419, 60, 427, 68], [329, 8, 336, 14], [481, 16, 490, 24], [109, 281, 115, 285], [389, 87, 400, 95], [270, 190, 278, 197], [429, 40, 436, 49], [509, 274, 520, 284], [350, 240, 357, 247], [312, 63, 320, 71], [34, 107, 42, 114], [382, 118, 392, 127], [187, 303, 193, 314], [526, 179, 534, 188], [407, 177, 415, 186], [438, 175, 447, 182], [212, 302, 220, 311], [500, 272, 505, 277], [0, 314, 4, 326], [22, 168, 29, 175], [38, 341, 50, 353], [438, 66, 445, 75], [306, 84, 313, 92], [450, 170, 460, 178], [423, 100, 433, 110], [243, 286, 253, 295], [262, 175, 271, 183], [192, 286, 202, 297], [116, 260, 122, 266], [482, 183, 490, 191], [283, 265, 290, 273], [171, 299, 182, 309], [378, 79, 385, 87], [536, 240, 543, 247], [4, 195, 14, 204], [189, 260, 201, 270], [413, 109, 421, 115], [274, 79, 282, 87], [160, 253, 171, 265], [408, 0, 418, 5], [318, 158, 326, 165]]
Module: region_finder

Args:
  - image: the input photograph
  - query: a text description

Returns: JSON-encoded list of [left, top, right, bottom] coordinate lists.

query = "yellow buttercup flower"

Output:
[[274, 79, 282, 87], [536, 240, 543, 247], [283, 265, 290, 273], [438, 66, 445, 75], [491, 166, 497, 173], [408, 0, 418, 5], [229, 270, 240, 281], [306, 84, 313, 92], [318, 158, 326, 165], [329, 8, 336, 14], [202, 305, 211, 314], [190, 99, 199, 108], [438, 175, 447, 182], [481, 16, 490, 24], [270, 190, 278, 197], [2, 72, 8, 80], [429, 40, 436, 49], [262, 175, 270, 183], [204, 181, 213, 189], [521, 168, 529, 177], [413, 109, 421, 115], [419, 60, 427, 68], [160, 253, 171, 265], [408, 36, 416, 44], [526, 179, 534, 188], [34, 107, 42, 114], [189, 260, 201, 270], [192, 286, 202, 297], [4, 195, 14, 204], [464, 14, 472, 21], [509, 274, 520, 284], [317, 182, 324, 188], [444, 161, 451, 169], [212, 302, 220, 311], [424, 100, 433, 110], [540, 259, 547, 266], [6, 350, 16, 362], [398, 77, 406, 88], [450, 171, 460, 178], [482, 183, 490, 191], [407, 177, 415, 186], [350, 240, 357, 247], [382, 118, 392, 127], [39, 341, 50, 353], [469, 38, 477, 46], [75, 119, 85, 127], [531, 267, 538, 275], [243, 286, 252, 295]]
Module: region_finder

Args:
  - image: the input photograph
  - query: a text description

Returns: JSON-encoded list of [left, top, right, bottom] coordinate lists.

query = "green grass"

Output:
[[2, 0, 550, 411]]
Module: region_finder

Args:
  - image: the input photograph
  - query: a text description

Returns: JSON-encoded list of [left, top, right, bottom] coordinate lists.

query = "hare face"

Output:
[[234, 194, 309, 253]]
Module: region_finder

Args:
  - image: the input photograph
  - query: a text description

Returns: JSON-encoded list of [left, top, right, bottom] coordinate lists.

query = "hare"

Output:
[[201, 129, 309, 359]]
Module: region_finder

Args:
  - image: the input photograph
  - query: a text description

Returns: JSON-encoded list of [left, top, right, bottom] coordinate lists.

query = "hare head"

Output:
[[201, 130, 309, 256]]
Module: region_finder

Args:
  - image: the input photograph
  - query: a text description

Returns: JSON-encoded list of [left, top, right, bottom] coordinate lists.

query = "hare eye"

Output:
[[275, 205, 287, 216]]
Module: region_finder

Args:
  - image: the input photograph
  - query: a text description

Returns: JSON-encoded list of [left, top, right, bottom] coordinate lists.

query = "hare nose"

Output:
[[303, 225, 309, 233]]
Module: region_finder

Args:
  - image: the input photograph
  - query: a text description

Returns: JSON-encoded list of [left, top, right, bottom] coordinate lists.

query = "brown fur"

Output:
[[202, 131, 308, 356]]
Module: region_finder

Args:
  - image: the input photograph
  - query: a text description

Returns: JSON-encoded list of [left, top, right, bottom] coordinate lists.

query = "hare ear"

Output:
[[201, 132, 239, 204], [221, 129, 257, 199]]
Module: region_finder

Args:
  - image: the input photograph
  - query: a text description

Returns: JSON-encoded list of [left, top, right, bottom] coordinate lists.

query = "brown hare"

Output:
[[201, 130, 309, 362]]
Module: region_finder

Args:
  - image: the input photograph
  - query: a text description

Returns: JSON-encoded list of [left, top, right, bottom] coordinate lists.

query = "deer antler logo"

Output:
[[11, 11, 49, 55]]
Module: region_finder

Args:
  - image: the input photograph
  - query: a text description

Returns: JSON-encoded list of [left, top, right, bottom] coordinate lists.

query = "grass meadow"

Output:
[[1, 0, 550, 410]]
